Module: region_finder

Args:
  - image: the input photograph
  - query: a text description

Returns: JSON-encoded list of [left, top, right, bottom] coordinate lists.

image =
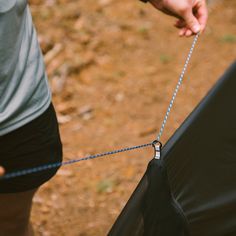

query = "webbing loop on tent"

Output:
[[152, 140, 162, 160], [0, 33, 200, 180]]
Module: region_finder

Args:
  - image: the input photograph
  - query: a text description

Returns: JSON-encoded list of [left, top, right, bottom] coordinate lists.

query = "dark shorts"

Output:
[[0, 103, 63, 193]]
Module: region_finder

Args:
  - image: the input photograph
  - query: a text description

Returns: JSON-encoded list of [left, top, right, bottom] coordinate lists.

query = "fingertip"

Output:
[[192, 24, 200, 34], [197, 24, 206, 35], [179, 29, 185, 37], [0, 166, 5, 176], [179, 27, 189, 37], [185, 29, 193, 37]]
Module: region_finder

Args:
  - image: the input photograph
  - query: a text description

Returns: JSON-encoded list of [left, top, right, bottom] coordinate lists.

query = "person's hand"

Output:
[[148, 0, 208, 37], [0, 167, 5, 176]]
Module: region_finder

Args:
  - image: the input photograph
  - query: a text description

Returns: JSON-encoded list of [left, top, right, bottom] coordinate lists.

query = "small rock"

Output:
[[115, 93, 125, 102], [57, 169, 74, 177], [33, 196, 44, 204], [99, 0, 112, 7], [57, 114, 72, 124], [41, 205, 50, 214]]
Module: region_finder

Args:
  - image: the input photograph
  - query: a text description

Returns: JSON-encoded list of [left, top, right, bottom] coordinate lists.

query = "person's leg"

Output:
[[0, 104, 62, 235], [0, 188, 38, 236]]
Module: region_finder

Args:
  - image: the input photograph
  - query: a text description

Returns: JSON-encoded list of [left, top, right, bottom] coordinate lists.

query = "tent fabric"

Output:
[[109, 61, 236, 236]]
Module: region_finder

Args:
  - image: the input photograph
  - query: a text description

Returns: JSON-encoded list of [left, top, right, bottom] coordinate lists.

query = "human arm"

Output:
[[142, 0, 208, 37], [0, 167, 5, 176]]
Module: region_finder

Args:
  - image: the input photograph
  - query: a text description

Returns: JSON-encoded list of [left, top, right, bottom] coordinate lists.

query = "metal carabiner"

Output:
[[152, 140, 162, 160]]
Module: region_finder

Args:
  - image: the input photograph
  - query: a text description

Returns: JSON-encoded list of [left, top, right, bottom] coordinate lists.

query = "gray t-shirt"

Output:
[[0, 0, 51, 135]]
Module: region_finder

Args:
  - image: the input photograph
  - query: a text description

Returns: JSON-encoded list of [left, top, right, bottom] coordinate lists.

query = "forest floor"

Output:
[[29, 0, 236, 235]]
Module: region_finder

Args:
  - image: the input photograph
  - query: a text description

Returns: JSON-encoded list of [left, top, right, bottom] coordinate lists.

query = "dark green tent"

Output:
[[109, 61, 236, 236]]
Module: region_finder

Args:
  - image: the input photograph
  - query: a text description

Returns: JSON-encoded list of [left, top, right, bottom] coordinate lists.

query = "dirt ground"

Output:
[[29, 0, 236, 235]]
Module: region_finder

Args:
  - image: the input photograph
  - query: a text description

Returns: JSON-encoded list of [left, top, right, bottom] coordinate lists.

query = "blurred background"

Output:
[[29, 0, 236, 235]]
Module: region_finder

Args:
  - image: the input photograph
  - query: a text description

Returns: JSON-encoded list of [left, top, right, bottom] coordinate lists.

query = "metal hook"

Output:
[[152, 140, 162, 160]]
